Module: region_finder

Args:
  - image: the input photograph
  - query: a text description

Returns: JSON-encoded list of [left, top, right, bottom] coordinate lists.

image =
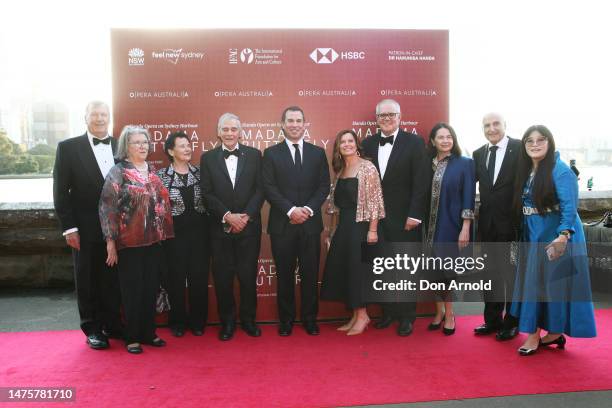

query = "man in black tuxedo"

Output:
[[472, 112, 521, 341], [262, 106, 330, 336], [200, 113, 265, 341], [53, 101, 122, 349], [361, 99, 427, 336]]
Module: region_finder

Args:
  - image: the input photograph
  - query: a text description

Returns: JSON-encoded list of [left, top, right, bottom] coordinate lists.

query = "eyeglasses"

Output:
[[377, 112, 399, 120], [128, 141, 150, 147], [525, 137, 548, 146]]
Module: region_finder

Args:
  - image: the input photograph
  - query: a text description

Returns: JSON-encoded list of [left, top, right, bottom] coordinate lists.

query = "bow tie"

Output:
[[379, 136, 394, 146], [93, 137, 111, 146], [223, 149, 240, 159]]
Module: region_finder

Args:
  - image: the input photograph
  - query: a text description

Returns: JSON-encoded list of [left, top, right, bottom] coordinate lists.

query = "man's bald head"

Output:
[[482, 112, 506, 145]]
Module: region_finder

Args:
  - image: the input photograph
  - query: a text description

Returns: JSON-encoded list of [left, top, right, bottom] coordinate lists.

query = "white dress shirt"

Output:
[[223, 145, 239, 188], [88, 131, 115, 180], [378, 128, 399, 179], [486, 135, 509, 185]]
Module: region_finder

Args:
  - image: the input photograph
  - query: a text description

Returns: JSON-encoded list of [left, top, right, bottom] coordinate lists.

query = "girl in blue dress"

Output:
[[511, 125, 596, 356]]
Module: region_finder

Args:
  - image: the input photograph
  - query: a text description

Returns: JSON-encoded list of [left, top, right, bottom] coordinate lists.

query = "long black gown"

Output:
[[321, 178, 369, 309]]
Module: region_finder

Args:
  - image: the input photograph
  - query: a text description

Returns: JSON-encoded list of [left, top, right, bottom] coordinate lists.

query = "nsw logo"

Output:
[[128, 48, 145, 66]]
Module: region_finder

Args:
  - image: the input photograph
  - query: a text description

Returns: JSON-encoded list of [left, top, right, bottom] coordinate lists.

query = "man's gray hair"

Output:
[[115, 126, 150, 160], [85, 100, 110, 116], [217, 112, 241, 134], [375, 99, 401, 115]]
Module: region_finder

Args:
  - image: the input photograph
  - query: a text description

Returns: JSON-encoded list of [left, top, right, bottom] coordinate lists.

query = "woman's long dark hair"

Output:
[[331, 129, 365, 174], [512, 125, 558, 220], [428, 123, 462, 157]]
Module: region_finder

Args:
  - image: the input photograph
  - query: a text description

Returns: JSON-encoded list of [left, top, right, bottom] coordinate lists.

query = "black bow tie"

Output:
[[380, 136, 394, 146], [223, 149, 240, 159], [93, 137, 111, 146]]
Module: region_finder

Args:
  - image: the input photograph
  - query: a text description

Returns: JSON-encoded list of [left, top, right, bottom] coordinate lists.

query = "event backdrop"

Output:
[[111, 29, 449, 322]]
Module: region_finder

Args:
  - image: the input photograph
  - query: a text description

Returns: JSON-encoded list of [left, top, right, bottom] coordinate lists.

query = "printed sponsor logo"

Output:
[[128, 48, 145, 66], [309, 48, 365, 64], [387, 50, 436, 62], [151, 48, 205, 64]]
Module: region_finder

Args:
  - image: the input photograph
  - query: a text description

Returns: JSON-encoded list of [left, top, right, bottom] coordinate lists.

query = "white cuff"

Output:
[[62, 228, 79, 236], [304, 206, 314, 216], [287, 206, 296, 218], [408, 217, 422, 224], [222, 211, 231, 223]]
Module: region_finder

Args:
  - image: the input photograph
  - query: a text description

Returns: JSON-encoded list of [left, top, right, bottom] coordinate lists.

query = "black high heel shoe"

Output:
[[539, 334, 566, 349], [428, 314, 445, 331], [442, 315, 455, 336]]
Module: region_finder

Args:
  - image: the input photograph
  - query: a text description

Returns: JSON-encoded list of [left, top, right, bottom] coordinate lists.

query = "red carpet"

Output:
[[1, 310, 612, 407]]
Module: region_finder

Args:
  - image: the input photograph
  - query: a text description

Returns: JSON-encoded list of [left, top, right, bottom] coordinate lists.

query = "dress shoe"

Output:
[[496, 327, 519, 341], [219, 323, 236, 341], [442, 315, 456, 336], [540, 334, 566, 349], [304, 321, 320, 336], [126, 343, 143, 354], [171, 327, 185, 337], [278, 322, 293, 336], [374, 316, 394, 329], [397, 319, 413, 336], [473, 323, 500, 335], [241, 321, 262, 337], [147, 337, 167, 347], [347, 318, 370, 336], [191, 328, 204, 336], [428, 314, 445, 331], [518, 345, 538, 356], [86, 333, 109, 350]]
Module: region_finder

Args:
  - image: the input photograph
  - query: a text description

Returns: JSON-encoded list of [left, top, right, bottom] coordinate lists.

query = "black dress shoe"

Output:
[[442, 316, 456, 336], [496, 326, 519, 341], [126, 343, 143, 354], [171, 327, 185, 337], [473, 323, 500, 335], [397, 319, 413, 336], [278, 322, 293, 336], [147, 337, 167, 347], [219, 323, 236, 341], [241, 321, 262, 337], [304, 321, 320, 336], [428, 314, 444, 331], [540, 334, 566, 349], [86, 333, 109, 350], [374, 316, 394, 329], [191, 328, 204, 336]]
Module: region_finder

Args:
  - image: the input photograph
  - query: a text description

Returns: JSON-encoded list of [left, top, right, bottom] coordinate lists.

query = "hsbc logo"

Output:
[[309, 48, 365, 64]]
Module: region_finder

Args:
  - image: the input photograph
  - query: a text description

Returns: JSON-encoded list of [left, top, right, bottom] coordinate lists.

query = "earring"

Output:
[[356, 151, 361, 157]]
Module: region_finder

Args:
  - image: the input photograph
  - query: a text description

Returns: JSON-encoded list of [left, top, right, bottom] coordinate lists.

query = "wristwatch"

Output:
[[559, 230, 571, 238]]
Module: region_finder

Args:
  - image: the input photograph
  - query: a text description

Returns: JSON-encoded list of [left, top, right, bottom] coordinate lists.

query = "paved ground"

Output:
[[1, 288, 611, 407]]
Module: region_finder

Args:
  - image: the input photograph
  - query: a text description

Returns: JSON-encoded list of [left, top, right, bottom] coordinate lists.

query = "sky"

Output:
[[1, 0, 610, 153]]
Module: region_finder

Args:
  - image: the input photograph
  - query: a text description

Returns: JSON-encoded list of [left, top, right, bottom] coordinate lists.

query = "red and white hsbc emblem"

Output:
[[309, 48, 365, 64]]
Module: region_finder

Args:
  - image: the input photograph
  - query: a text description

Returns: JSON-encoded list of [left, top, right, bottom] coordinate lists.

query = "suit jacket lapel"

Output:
[[370, 134, 382, 174], [216, 148, 233, 186], [235, 148, 247, 187], [383, 131, 406, 181], [493, 139, 515, 189], [76, 134, 105, 185]]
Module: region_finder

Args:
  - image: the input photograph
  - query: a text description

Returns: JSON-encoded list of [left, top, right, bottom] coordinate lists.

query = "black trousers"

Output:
[[481, 228, 519, 329], [117, 244, 162, 344], [72, 241, 122, 336], [270, 226, 321, 323], [162, 216, 211, 331], [211, 233, 261, 324], [378, 222, 419, 322]]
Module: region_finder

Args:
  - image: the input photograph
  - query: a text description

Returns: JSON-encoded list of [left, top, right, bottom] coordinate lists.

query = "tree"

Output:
[[28, 143, 56, 156], [13, 155, 39, 174]]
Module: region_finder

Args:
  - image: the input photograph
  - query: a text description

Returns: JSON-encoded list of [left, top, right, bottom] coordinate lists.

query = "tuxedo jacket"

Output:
[[361, 130, 428, 239], [200, 145, 264, 238], [472, 137, 521, 240], [53, 133, 117, 243], [262, 141, 330, 235]]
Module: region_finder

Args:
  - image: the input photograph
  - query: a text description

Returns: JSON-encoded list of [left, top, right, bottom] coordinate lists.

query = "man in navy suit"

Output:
[[472, 112, 521, 341], [263, 106, 330, 336], [53, 101, 122, 349], [200, 113, 265, 341], [361, 99, 428, 336]]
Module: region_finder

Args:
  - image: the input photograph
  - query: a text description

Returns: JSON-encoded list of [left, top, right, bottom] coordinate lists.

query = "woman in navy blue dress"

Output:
[[423, 123, 476, 335], [511, 125, 596, 356]]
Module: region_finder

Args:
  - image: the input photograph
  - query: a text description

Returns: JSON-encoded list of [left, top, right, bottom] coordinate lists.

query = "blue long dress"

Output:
[[510, 153, 596, 337]]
